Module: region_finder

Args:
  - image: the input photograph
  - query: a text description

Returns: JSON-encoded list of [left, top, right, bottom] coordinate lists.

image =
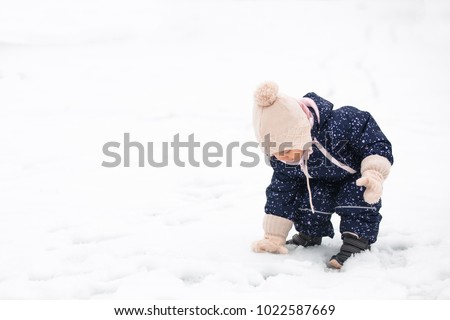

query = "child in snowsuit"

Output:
[[251, 82, 393, 269]]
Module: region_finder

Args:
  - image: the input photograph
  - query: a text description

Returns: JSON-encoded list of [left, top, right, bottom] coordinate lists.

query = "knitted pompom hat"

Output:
[[253, 81, 312, 156]]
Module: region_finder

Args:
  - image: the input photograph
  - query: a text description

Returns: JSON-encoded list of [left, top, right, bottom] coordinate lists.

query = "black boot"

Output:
[[327, 233, 370, 269], [286, 232, 322, 247]]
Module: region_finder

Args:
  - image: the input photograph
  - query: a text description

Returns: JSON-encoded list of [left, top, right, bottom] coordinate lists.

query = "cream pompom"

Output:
[[254, 81, 279, 107]]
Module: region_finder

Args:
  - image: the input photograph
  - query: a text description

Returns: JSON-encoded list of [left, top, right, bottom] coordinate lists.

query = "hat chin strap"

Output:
[[295, 98, 357, 214], [278, 153, 315, 214], [300, 152, 315, 213], [296, 99, 318, 213]]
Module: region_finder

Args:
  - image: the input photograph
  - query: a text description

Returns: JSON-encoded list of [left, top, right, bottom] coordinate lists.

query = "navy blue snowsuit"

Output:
[[264, 93, 394, 244]]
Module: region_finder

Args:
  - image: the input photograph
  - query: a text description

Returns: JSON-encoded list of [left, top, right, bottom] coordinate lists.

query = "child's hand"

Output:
[[252, 214, 293, 254], [252, 235, 289, 254], [356, 155, 391, 204], [356, 170, 384, 204]]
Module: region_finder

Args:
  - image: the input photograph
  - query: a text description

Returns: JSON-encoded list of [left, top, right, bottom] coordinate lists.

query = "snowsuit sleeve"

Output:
[[343, 107, 394, 165], [264, 158, 300, 221]]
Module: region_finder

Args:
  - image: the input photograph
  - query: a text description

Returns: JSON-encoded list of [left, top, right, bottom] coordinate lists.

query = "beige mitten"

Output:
[[356, 155, 391, 204], [252, 214, 293, 254]]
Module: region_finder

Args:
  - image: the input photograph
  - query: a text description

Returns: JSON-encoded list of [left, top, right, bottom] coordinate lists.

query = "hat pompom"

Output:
[[254, 81, 279, 107]]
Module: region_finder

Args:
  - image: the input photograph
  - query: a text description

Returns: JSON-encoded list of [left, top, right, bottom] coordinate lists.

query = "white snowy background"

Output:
[[0, 0, 449, 299]]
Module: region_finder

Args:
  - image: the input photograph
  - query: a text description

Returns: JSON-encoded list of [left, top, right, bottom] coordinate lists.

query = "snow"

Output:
[[0, 0, 450, 300]]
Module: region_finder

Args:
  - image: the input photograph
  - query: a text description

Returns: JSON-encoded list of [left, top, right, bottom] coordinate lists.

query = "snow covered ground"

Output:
[[0, 0, 450, 299]]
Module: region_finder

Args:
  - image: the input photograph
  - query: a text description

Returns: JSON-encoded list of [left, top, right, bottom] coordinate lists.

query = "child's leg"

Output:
[[335, 177, 382, 244], [293, 180, 337, 240], [328, 176, 382, 268]]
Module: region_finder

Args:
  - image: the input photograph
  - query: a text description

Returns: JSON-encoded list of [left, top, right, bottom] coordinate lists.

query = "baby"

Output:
[[252, 82, 393, 269]]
